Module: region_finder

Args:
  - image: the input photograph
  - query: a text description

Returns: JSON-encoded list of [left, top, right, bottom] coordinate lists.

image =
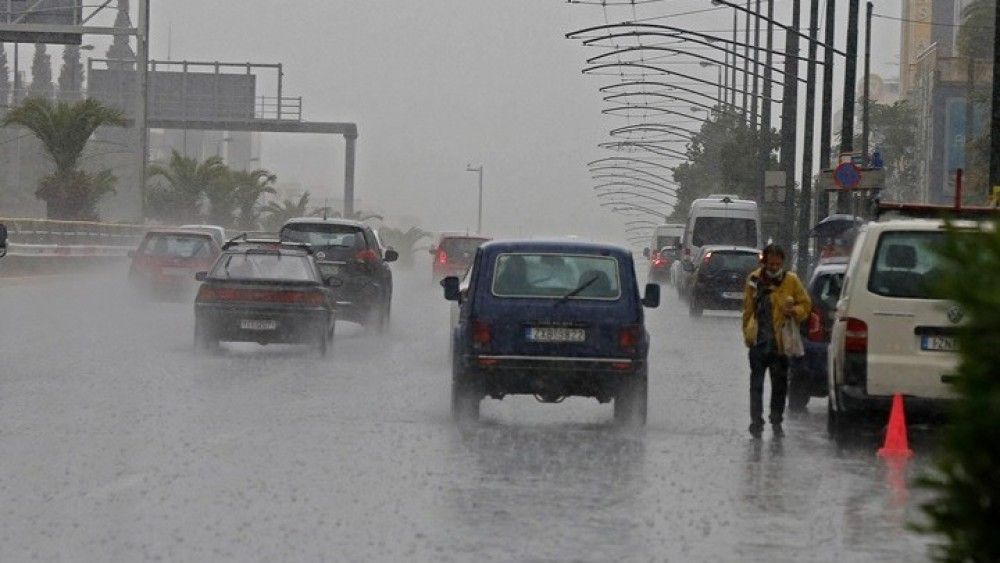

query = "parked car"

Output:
[[673, 195, 762, 299], [442, 240, 660, 425], [278, 218, 397, 332], [685, 246, 760, 317], [786, 258, 848, 411], [430, 233, 491, 283], [129, 229, 222, 299], [193, 241, 338, 356], [827, 218, 973, 433], [178, 224, 227, 247]]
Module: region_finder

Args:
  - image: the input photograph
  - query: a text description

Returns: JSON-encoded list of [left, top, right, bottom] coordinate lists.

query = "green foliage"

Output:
[[916, 221, 1000, 562], [146, 151, 228, 224], [229, 169, 277, 229], [28, 43, 52, 99], [378, 226, 432, 268], [670, 111, 779, 219], [2, 97, 127, 220], [956, 0, 996, 61], [865, 100, 920, 202], [58, 45, 84, 101], [261, 192, 314, 230]]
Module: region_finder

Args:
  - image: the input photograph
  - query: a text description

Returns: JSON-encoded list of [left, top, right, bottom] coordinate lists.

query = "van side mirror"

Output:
[[195, 271, 208, 282], [642, 247, 650, 258], [642, 283, 660, 308], [442, 276, 461, 301], [384, 249, 399, 262]]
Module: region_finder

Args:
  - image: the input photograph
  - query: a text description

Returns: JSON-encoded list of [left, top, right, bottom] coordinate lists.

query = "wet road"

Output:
[[0, 265, 937, 561]]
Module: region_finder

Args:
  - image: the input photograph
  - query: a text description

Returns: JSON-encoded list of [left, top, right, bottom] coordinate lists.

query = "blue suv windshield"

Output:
[[491, 253, 621, 300]]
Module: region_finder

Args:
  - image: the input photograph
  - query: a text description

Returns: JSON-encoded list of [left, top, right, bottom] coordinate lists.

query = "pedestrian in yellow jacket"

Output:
[[741, 244, 811, 438]]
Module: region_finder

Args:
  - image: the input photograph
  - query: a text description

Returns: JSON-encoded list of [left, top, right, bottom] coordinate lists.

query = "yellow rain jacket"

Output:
[[741, 268, 812, 350]]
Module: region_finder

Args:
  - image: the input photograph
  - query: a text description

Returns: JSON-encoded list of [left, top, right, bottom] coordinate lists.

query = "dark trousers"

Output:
[[749, 345, 789, 427]]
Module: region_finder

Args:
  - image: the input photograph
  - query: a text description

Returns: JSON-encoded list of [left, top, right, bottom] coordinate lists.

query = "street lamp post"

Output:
[[466, 164, 484, 233], [698, 61, 723, 107]]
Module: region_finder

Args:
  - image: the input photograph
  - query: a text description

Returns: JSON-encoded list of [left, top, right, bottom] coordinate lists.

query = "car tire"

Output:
[[451, 358, 480, 423], [688, 296, 703, 317], [826, 392, 856, 441], [614, 373, 648, 427]]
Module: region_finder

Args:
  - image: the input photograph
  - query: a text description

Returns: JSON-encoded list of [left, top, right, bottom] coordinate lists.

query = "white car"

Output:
[[827, 218, 969, 431]]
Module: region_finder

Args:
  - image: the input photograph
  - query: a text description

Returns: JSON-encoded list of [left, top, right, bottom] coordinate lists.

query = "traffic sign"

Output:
[[834, 162, 862, 190]]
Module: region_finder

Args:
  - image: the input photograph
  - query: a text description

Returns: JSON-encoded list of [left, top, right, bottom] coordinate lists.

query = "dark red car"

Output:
[[430, 234, 490, 283], [129, 229, 221, 298]]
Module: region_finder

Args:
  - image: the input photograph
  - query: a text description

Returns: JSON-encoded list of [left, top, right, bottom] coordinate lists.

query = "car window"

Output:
[[691, 217, 757, 248], [211, 252, 316, 281], [703, 251, 759, 274], [280, 224, 363, 248], [654, 235, 680, 251], [867, 231, 945, 299], [141, 234, 214, 259], [812, 272, 845, 310], [491, 253, 621, 300]]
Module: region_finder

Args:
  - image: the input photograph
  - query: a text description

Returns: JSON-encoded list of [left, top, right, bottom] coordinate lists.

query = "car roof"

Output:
[[143, 229, 214, 238], [223, 245, 311, 257], [811, 261, 848, 275], [699, 245, 760, 254], [282, 217, 369, 229], [481, 239, 630, 256]]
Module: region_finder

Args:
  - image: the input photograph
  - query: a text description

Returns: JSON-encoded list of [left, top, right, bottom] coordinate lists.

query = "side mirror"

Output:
[[642, 283, 660, 308], [195, 271, 208, 282], [384, 249, 399, 263], [442, 276, 461, 301], [642, 247, 650, 258], [325, 276, 344, 288]]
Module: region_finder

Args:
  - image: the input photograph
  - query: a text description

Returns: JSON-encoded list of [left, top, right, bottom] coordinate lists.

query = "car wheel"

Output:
[[451, 358, 480, 423], [614, 373, 648, 427], [826, 392, 856, 441], [688, 296, 703, 317]]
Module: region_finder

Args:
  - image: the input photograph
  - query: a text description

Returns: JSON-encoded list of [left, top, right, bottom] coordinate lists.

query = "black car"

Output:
[[686, 245, 761, 317], [787, 259, 847, 411], [279, 218, 398, 332], [193, 241, 338, 356]]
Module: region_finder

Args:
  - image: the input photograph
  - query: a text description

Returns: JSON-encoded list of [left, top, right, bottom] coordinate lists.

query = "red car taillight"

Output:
[[197, 287, 325, 306], [844, 317, 868, 353], [471, 319, 492, 345], [807, 306, 826, 342], [436, 250, 448, 265], [618, 325, 641, 353], [356, 249, 379, 264]]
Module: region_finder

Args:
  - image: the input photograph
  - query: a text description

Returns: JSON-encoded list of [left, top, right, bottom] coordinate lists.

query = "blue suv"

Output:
[[442, 240, 659, 424]]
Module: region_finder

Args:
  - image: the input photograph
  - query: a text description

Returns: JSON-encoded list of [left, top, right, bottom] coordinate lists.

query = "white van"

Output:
[[827, 218, 972, 431], [674, 195, 762, 296]]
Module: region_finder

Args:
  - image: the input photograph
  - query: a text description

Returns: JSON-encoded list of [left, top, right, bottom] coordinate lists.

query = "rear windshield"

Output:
[[655, 235, 681, 251], [868, 231, 945, 299], [812, 271, 845, 310], [691, 217, 757, 248], [280, 224, 364, 248], [141, 234, 214, 259], [440, 237, 488, 258], [211, 252, 316, 281], [703, 251, 759, 274], [491, 253, 621, 300]]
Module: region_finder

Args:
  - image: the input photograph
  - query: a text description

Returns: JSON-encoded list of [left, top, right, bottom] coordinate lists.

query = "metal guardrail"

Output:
[[1, 218, 149, 248]]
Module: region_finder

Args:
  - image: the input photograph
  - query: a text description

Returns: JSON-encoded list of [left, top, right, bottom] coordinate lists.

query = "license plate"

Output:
[[161, 267, 190, 277], [722, 291, 743, 300], [527, 327, 586, 343], [240, 319, 278, 331], [921, 335, 957, 352]]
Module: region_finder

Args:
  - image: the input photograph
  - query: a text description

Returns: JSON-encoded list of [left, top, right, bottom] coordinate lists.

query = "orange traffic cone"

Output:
[[878, 393, 913, 458]]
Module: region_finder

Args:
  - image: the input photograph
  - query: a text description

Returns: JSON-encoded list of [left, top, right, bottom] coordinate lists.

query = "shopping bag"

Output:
[[781, 319, 805, 358]]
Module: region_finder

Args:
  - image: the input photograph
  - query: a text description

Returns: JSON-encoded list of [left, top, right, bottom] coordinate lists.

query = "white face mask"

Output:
[[765, 267, 782, 278]]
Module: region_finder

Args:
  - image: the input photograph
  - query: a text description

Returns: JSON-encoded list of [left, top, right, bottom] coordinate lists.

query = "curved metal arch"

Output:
[[586, 45, 795, 87], [625, 225, 654, 233], [599, 201, 669, 219], [589, 165, 676, 185], [624, 219, 660, 226], [610, 122, 700, 138], [599, 142, 690, 160], [596, 190, 677, 208], [592, 174, 679, 191], [602, 104, 711, 124], [587, 156, 676, 171], [604, 90, 717, 114], [600, 80, 736, 108], [592, 180, 678, 198]]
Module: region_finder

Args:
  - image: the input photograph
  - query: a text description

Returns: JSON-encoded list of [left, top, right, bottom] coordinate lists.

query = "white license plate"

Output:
[[240, 319, 278, 331], [161, 267, 190, 277], [921, 335, 957, 352], [722, 291, 743, 300], [527, 327, 586, 343]]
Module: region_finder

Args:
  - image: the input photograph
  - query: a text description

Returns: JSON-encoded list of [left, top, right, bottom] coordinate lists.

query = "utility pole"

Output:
[[466, 164, 484, 233], [731, 10, 739, 108], [797, 0, 820, 275], [751, 0, 761, 131], [756, 0, 775, 207], [780, 0, 801, 250], [818, 0, 835, 220], [991, 0, 1000, 197], [136, 0, 151, 222], [839, 0, 861, 213], [742, 0, 750, 118], [861, 2, 872, 167]]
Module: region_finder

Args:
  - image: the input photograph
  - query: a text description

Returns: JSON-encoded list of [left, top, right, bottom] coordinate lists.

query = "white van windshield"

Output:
[[868, 231, 945, 299], [691, 217, 757, 248]]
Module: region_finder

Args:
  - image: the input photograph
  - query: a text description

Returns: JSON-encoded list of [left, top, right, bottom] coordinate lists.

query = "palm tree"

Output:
[[377, 226, 432, 268], [262, 191, 313, 230], [146, 150, 227, 223], [2, 97, 126, 219], [957, 0, 995, 61], [230, 169, 277, 229], [322, 208, 384, 222]]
